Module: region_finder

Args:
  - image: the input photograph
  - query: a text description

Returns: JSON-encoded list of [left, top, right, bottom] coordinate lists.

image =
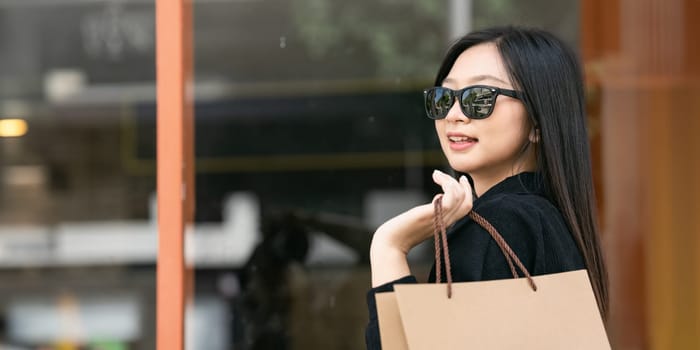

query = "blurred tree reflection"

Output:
[[291, 0, 445, 78], [290, 0, 577, 80]]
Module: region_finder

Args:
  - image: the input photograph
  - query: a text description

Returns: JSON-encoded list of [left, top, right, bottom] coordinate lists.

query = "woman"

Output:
[[365, 26, 608, 348]]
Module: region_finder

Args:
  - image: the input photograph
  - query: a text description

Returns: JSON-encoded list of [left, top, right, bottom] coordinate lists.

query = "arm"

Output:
[[369, 205, 432, 286], [365, 170, 473, 350]]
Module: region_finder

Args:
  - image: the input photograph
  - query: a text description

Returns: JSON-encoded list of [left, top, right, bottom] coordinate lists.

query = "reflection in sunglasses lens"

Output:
[[462, 88, 494, 119]]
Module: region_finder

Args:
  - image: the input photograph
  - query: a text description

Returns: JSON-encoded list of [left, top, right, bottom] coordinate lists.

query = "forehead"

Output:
[[443, 43, 511, 87]]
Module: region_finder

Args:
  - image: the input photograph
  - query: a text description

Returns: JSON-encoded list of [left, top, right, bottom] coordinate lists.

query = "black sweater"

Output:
[[365, 172, 586, 349]]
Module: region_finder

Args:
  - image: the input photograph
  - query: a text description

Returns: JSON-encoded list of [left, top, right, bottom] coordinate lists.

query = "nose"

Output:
[[444, 96, 470, 123]]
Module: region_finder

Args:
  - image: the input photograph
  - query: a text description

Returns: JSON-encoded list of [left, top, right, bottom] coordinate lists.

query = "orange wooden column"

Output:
[[583, 0, 700, 349], [156, 0, 194, 349]]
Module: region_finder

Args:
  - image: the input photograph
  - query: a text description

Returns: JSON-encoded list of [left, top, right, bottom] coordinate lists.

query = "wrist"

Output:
[[369, 238, 410, 287], [373, 206, 433, 253], [370, 233, 406, 261]]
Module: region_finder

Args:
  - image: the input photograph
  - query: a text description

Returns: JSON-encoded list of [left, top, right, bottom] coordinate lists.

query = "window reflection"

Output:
[[0, 1, 158, 349], [0, 0, 577, 348], [192, 1, 577, 349]]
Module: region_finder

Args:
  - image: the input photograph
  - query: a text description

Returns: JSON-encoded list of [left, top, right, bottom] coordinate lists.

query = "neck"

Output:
[[466, 142, 539, 196], [470, 158, 537, 197], [470, 172, 508, 197]]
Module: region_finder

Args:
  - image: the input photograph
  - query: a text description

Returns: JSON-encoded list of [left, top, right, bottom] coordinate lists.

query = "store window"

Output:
[[0, 0, 576, 349], [187, 0, 578, 349]]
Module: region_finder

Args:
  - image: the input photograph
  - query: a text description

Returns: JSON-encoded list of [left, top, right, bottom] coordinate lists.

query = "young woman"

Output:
[[365, 26, 608, 348]]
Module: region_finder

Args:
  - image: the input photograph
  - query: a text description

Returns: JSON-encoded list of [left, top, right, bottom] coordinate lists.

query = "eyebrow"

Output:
[[443, 75, 509, 85]]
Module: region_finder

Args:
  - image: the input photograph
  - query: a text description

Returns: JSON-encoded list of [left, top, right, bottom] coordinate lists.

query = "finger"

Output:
[[458, 176, 474, 213], [431, 169, 449, 185], [441, 176, 471, 224], [446, 180, 465, 209], [458, 176, 473, 201], [432, 170, 460, 193], [434, 174, 470, 225], [432, 170, 463, 209]]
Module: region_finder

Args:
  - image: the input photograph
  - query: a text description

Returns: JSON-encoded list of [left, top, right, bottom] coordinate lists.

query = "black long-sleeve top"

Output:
[[365, 172, 586, 349]]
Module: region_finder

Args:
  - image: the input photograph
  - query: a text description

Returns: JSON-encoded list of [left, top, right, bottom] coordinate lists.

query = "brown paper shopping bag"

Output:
[[375, 198, 610, 350]]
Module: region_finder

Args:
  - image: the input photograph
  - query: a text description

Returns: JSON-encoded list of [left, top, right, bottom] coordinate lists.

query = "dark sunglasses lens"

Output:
[[425, 88, 453, 119], [461, 87, 496, 119]]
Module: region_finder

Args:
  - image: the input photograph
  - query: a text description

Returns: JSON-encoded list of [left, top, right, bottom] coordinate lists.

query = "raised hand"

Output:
[[369, 170, 473, 286]]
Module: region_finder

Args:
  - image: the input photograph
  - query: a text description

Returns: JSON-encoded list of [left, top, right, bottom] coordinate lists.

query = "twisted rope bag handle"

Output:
[[433, 196, 453, 297], [433, 196, 538, 299]]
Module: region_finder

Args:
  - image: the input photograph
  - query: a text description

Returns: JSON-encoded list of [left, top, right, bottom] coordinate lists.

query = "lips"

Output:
[[447, 132, 478, 143], [448, 136, 478, 142], [446, 132, 478, 151]]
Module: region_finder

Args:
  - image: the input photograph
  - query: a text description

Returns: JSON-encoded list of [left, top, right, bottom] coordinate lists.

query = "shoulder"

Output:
[[480, 192, 585, 275], [442, 192, 551, 281], [447, 191, 557, 252], [479, 190, 560, 217], [472, 191, 564, 239], [445, 191, 582, 280], [475, 192, 551, 259]]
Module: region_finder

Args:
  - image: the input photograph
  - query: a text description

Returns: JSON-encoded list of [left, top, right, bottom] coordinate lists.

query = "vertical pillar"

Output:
[[583, 0, 700, 349], [156, 0, 194, 349], [448, 0, 472, 41]]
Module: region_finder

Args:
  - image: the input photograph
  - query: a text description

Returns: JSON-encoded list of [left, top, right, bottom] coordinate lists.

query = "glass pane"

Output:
[[189, 1, 578, 349], [0, 1, 156, 348]]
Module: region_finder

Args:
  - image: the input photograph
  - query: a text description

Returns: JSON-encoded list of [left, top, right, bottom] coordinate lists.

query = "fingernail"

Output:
[[433, 170, 440, 176], [460, 175, 467, 183]]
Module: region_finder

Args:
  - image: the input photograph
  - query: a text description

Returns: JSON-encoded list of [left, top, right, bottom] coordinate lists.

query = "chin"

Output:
[[446, 160, 476, 174]]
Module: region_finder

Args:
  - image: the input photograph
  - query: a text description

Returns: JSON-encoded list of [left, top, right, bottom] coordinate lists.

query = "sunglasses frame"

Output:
[[423, 85, 523, 120]]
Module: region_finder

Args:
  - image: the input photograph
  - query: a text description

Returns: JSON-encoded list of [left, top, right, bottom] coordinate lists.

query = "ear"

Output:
[[529, 127, 540, 143]]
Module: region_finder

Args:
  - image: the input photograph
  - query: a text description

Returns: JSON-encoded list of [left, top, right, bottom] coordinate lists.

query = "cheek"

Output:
[[494, 122, 527, 144], [494, 105, 530, 139], [481, 114, 531, 152]]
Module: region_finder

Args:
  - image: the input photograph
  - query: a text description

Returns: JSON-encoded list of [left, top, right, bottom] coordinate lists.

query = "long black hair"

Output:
[[434, 26, 609, 320]]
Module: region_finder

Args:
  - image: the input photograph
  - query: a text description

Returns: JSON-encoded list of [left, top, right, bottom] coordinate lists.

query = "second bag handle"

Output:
[[433, 196, 538, 299]]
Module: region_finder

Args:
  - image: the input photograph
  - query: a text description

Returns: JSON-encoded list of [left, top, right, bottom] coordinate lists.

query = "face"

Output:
[[435, 43, 535, 183]]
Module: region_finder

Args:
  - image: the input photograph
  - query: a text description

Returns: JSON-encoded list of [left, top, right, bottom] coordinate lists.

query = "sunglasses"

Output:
[[423, 85, 523, 120]]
